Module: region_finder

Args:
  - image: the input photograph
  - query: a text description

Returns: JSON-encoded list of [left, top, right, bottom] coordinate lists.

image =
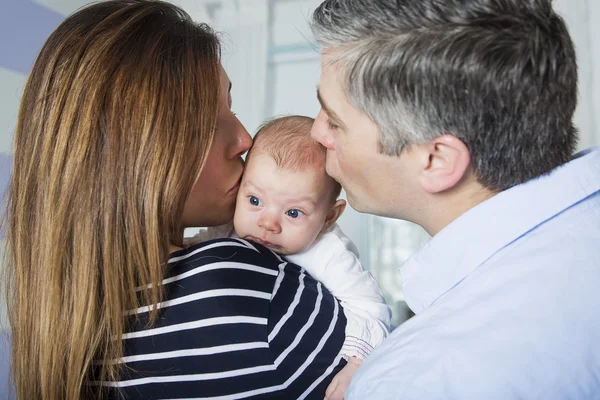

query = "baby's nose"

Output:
[[258, 214, 281, 234]]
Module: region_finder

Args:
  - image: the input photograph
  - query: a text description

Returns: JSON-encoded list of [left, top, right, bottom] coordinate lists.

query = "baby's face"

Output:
[[233, 153, 333, 254]]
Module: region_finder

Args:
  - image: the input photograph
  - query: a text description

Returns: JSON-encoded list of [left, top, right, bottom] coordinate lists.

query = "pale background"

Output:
[[1, 0, 599, 339]]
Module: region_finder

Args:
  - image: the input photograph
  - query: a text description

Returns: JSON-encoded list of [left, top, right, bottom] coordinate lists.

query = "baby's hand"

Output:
[[325, 357, 363, 400]]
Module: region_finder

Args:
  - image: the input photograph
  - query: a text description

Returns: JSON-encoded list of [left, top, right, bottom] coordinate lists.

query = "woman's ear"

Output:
[[418, 134, 471, 194], [321, 199, 346, 233]]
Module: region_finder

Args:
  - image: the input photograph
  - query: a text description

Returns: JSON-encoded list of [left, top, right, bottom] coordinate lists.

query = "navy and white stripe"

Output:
[[103, 237, 346, 399]]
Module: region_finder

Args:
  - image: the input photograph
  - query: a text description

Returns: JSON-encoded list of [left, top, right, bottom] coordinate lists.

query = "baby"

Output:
[[191, 115, 391, 398]]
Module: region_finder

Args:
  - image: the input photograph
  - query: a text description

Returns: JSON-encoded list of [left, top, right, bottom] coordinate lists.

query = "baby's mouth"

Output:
[[248, 236, 281, 250], [253, 237, 274, 247]]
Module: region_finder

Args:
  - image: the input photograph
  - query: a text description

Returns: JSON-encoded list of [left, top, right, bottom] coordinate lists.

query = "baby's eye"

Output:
[[286, 209, 304, 219], [249, 196, 262, 206]]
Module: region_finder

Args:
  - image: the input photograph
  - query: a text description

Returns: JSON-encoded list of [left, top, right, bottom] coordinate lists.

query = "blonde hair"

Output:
[[3, 1, 221, 398], [250, 115, 342, 201]]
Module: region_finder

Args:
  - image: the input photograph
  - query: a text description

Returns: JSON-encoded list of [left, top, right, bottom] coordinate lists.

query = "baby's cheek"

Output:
[[284, 231, 313, 254], [232, 207, 246, 235]]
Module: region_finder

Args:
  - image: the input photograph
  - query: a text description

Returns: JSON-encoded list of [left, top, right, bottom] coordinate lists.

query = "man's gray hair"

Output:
[[311, 0, 578, 191]]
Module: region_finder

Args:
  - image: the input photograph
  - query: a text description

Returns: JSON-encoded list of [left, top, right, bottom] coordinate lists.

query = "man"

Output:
[[310, 0, 600, 399]]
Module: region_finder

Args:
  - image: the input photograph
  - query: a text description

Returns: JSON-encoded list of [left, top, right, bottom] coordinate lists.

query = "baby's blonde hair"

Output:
[[249, 115, 342, 202]]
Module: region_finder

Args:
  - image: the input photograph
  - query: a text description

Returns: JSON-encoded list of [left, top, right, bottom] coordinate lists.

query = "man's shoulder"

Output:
[[349, 326, 600, 400], [347, 284, 600, 400]]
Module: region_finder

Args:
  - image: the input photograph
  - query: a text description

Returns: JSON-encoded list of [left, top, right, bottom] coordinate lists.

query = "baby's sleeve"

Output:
[[330, 245, 391, 360], [287, 224, 392, 360]]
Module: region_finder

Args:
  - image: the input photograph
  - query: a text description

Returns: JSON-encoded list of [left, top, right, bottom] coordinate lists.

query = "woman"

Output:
[[3, 1, 346, 399]]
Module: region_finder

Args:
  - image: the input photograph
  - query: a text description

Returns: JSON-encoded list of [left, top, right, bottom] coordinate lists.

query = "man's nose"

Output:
[[258, 213, 281, 234], [311, 109, 335, 150]]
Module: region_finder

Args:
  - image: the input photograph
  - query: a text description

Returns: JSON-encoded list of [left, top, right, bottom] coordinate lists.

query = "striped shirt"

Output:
[[104, 237, 347, 399]]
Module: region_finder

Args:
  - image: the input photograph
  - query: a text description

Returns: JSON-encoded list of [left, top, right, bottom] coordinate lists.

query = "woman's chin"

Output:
[[186, 208, 234, 228]]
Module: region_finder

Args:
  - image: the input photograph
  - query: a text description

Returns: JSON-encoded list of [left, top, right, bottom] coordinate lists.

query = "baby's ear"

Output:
[[322, 199, 346, 233]]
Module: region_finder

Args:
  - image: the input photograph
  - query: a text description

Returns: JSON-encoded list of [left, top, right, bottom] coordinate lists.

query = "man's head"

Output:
[[310, 0, 578, 233], [234, 116, 346, 254]]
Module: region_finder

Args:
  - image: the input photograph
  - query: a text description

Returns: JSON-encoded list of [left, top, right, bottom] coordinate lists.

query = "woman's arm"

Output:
[[102, 237, 346, 399], [265, 248, 348, 398]]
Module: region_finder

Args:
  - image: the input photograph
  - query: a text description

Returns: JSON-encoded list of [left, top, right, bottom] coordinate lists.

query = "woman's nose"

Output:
[[233, 119, 253, 158], [238, 122, 252, 155], [311, 109, 335, 150], [258, 213, 281, 234]]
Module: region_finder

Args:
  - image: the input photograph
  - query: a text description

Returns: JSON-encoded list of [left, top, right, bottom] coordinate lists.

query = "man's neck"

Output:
[[419, 182, 496, 236]]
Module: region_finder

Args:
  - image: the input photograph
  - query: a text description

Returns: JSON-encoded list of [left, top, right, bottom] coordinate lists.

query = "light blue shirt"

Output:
[[348, 148, 600, 400]]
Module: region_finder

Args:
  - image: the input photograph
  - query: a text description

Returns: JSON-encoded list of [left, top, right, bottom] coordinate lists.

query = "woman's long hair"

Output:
[[3, 1, 221, 398]]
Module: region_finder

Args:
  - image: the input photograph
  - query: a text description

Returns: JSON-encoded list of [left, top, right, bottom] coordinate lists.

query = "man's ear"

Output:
[[418, 134, 471, 194], [322, 199, 346, 233]]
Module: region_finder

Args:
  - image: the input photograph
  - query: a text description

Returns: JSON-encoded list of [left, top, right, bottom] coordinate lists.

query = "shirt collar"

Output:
[[400, 147, 600, 315]]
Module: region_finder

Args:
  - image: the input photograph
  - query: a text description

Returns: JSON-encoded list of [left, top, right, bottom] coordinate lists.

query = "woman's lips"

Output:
[[228, 178, 241, 195], [228, 183, 239, 195]]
